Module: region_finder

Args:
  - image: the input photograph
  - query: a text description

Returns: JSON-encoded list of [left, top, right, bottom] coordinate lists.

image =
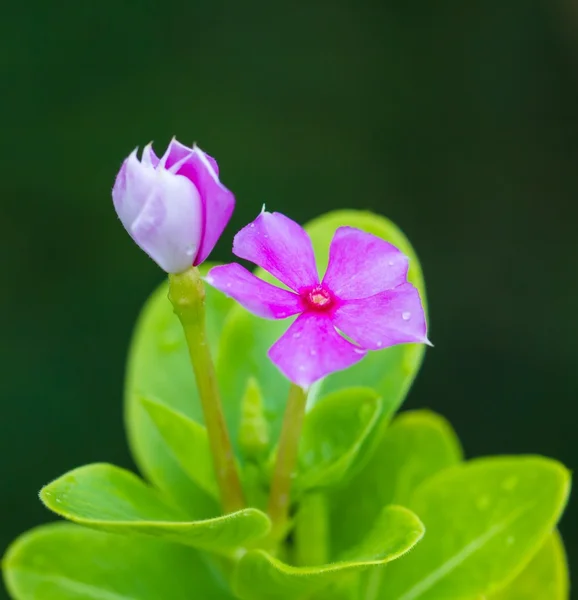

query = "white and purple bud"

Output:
[[112, 139, 235, 273]]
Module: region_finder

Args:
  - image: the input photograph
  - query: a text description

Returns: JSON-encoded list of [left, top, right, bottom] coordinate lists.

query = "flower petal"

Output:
[[174, 146, 234, 265], [113, 149, 158, 228], [141, 143, 160, 167], [130, 170, 203, 273], [159, 138, 220, 175], [158, 138, 193, 170], [268, 313, 366, 388], [332, 283, 429, 350], [206, 264, 304, 319], [322, 227, 409, 300], [233, 212, 319, 292]]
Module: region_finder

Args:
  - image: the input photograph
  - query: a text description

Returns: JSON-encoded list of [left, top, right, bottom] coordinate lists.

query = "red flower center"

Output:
[[304, 285, 334, 311]]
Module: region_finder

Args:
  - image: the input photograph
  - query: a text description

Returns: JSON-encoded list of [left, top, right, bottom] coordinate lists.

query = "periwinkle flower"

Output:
[[112, 139, 235, 273], [207, 212, 429, 388]]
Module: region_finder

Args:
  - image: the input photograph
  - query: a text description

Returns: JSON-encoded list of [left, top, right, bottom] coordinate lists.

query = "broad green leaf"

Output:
[[125, 263, 233, 516], [40, 463, 270, 555], [2, 522, 233, 599], [233, 505, 424, 600], [295, 388, 382, 492], [140, 396, 218, 500], [379, 456, 571, 600], [489, 530, 569, 600], [216, 210, 428, 449], [329, 409, 462, 556]]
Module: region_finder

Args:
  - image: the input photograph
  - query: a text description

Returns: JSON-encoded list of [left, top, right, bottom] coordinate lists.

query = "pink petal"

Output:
[[206, 264, 304, 319], [113, 149, 158, 228], [332, 283, 429, 350], [141, 143, 160, 167], [322, 227, 409, 300], [158, 138, 193, 170], [174, 146, 234, 265], [130, 170, 203, 273], [268, 313, 366, 388], [233, 212, 319, 292]]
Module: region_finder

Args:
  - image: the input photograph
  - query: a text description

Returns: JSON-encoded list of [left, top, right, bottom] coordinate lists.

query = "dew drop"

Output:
[[293, 332, 301, 339], [55, 498, 62, 504], [402, 311, 411, 321], [388, 259, 395, 266], [310, 349, 317, 356], [354, 348, 365, 355], [376, 341, 383, 348], [185, 245, 196, 257], [250, 223, 255, 228]]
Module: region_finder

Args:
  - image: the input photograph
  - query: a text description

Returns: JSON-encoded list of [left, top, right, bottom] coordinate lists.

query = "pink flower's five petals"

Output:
[[233, 212, 319, 292], [322, 226, 409, 299], [174, 146, 234, 265], [333, 282, 428, 350], [206, 264, 304, 319], [268, 313, 366, 388], [112, 139, 234, 272], [130, 170, 203, 274]]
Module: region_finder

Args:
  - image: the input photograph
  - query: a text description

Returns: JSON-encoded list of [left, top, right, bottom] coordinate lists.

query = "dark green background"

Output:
[[2, 0, 577, 596]]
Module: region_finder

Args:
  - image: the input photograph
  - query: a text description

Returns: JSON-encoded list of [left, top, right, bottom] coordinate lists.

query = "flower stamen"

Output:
[[305, 286, 333, 311]]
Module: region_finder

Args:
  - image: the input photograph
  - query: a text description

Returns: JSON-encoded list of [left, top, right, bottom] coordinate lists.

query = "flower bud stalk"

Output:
[[168, 267, 245, 513]]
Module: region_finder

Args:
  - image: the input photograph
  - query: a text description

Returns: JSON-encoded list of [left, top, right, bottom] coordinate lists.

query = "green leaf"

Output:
[[379, 456, 571, 600], [328, 409, 462, 556], [124, 262, 233, 516], [216, 210, 428, 450], [488, 530, 569, 600], [140, 396, 218, 500], [2, 522, 233, 599], [40, 463, 270, 555], [295, 388, 382, 492], [233, 505, 424, 600]]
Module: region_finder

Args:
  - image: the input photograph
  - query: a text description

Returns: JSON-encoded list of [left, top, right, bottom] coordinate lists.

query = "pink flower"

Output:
[[112, 139, 235, 273], [206, 212, 429, 388]]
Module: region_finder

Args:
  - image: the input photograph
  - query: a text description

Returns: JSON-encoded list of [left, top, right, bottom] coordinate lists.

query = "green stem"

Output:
[[168, 267, 245, 513], [267, 383, 308, 539]]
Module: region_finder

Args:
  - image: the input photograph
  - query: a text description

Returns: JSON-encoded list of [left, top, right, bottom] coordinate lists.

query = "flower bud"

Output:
[[112, 139, 235, 273]]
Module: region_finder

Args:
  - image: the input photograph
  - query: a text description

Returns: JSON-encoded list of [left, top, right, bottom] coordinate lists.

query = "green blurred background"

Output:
[[2, 0, 577, 596]]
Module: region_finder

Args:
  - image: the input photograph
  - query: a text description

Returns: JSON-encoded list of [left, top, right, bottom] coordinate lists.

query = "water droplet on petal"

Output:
[[293, 332, 301, 339], [354, 348, 365, 355], [226, 283, 232, 288], [250, 223, 255, 228], [388, 259, 395, 266], [376, 341, 383, 347], [310, 349, 317, 356], [185, 245, 196, 257], [402, 311, 411, 321]]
